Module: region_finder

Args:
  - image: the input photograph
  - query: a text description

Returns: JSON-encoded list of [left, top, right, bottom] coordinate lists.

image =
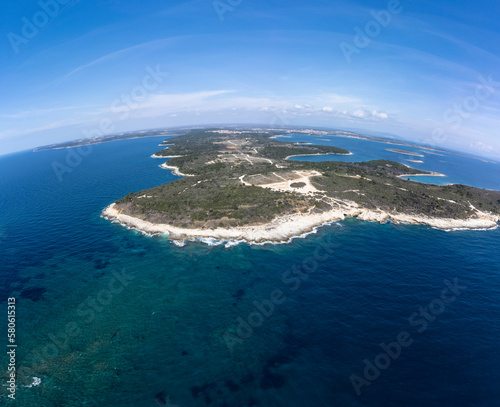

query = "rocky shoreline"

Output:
[[102, 202, 499, 246]]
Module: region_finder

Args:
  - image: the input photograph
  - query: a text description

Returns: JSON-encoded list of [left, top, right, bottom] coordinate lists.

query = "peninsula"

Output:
[[102, 129, 500, 244]]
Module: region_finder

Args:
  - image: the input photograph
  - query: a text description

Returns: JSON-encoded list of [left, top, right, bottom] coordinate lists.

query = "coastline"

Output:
[[398, 171, 446, 178], [101, 130, 499, 246], [398, 163, 446, 178], [151, 154, 182, 159], [34, 135, 173, 152], [159, 162, 194, 177], [285, 152, 353, 160], [102, 202, 499, 246]]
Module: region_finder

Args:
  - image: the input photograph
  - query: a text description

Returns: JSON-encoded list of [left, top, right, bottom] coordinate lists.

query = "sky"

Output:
[[1, 0, 500, 158]]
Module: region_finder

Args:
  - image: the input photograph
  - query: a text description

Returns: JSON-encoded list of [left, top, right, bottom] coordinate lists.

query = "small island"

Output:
[[387, 148, 425, 157], [102, 129, 500, 244]]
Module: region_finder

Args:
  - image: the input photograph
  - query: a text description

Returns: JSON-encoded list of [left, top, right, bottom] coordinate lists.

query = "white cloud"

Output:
[[372, 110, 388, 119], [470, 141, 495, 153], [104, 90, 237, 118], [1, 90, 392, 145]]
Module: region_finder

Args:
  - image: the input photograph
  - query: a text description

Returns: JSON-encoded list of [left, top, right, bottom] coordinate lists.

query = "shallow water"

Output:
[[1, 136, 500, 406], [281, 133, 500, 189]]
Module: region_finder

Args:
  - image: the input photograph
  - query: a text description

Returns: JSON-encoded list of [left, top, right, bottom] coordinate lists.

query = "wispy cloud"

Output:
[[48, 38, 176, 86], [0, 118, 83, 141], [0, 89, 391, 143], [117, 90, 390, 124], [0, 105, 95, 119]]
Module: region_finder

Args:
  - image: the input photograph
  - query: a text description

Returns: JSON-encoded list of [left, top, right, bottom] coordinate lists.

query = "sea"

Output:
[[1, 135, 500, 407]]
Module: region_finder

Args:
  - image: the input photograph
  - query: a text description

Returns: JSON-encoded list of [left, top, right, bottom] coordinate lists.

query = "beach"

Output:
[[285, 152, 353, 160], [397, 171, 446, 178], [159, 162, 194, 177], [150, 154, 181, 159]]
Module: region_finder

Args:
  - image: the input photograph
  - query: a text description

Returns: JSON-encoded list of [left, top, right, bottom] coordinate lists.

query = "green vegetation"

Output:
[[118, 178, 312, 227], [113, 129, 500, 228], [307, 161, 500, 219]]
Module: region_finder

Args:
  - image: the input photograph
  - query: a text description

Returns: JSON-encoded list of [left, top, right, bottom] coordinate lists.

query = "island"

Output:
[[102, 128, 500, 244], [387, 148, 425, 157]]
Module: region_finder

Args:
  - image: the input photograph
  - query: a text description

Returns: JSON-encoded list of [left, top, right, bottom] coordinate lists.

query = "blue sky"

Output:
[[1, 0, 500, 158]]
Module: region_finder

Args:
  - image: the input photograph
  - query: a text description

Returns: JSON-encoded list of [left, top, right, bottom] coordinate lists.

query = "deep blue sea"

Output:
[[1, 136, 500, 407]]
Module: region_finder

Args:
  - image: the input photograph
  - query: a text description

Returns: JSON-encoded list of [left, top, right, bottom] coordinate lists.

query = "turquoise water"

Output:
[[280, 134, 500, 189], [1, 136, 500, 406]]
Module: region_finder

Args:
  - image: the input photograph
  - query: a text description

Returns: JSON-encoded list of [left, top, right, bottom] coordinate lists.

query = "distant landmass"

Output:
[[34, 124, 495, 163], [29, 124, 447, 153], [32, 128, 182, 151], [100, 128, 500, 244]]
